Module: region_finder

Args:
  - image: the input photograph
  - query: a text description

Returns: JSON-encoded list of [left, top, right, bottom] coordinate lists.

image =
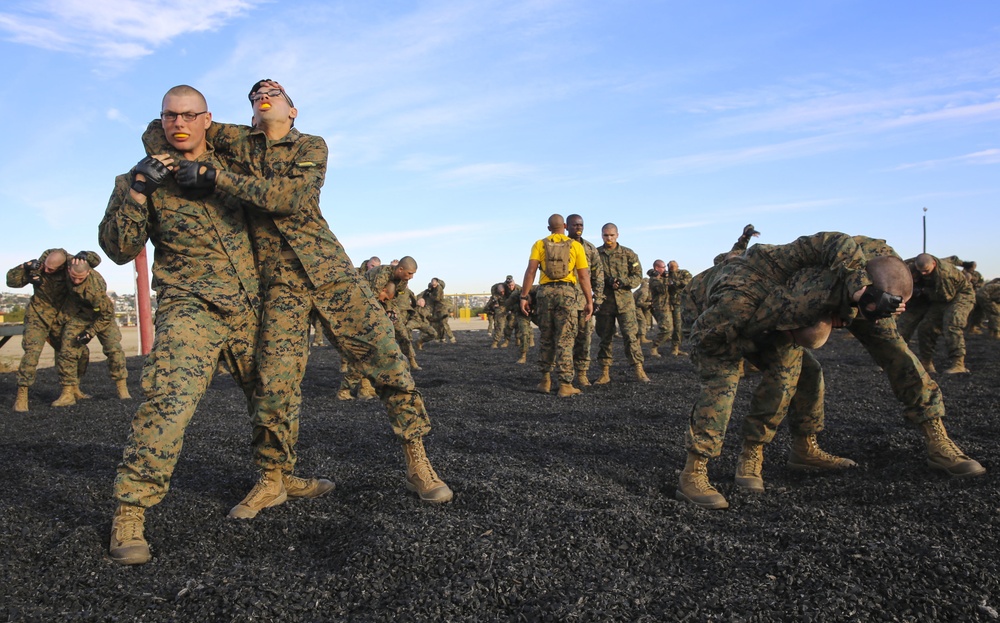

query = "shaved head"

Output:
[[397, 256, 417, 271], [914, 253, 936, 274], [43, 250, 66, 272], [868, 256, 913, 300]]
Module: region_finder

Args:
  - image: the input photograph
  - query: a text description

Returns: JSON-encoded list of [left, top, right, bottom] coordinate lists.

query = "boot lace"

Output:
[[115, 507, 144, 542], [739, 446, 763, 477]]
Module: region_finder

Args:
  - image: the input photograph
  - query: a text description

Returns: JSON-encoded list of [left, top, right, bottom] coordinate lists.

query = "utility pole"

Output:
[[922, 207, 927, 253]]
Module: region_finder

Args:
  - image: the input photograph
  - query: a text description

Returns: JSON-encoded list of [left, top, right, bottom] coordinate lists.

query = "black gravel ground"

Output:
[[1, 328, 999, 622]]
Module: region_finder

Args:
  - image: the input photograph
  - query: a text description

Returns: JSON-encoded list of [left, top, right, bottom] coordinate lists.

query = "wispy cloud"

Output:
[[892, 148, 1000, 171], [0, 0, 263, 60], [437, 162, 536, 185]]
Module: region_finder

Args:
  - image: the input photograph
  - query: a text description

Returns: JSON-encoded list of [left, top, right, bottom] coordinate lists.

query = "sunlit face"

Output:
[[668, 261, 679, 272], [567, 216, 584, 239], [251, 86, 297, 127], [601, 227, 618, 247], [394, 265, 416, 281], [161, 93, 211, 155], [653, 260, 666, 274]]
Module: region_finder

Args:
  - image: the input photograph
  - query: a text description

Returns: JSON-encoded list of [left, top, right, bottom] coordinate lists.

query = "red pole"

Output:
[[134, 247, 154, 355]]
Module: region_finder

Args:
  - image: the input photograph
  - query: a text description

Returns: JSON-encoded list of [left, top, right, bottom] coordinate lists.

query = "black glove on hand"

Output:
[[131, 156, 171, 197], [76, 330, 94, 345], [73, 251, 89, 262], [858, 287, 904, 321], [175, 160, 217, 191], [23, 259, 40, 272]]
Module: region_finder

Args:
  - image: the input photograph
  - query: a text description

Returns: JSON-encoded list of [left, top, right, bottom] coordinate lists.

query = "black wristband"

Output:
[[520, 295, 530, 300]]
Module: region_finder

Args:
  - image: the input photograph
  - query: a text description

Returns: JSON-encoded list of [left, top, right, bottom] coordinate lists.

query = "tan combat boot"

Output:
[[13, 386, 29, 412], [408, 354, 422, 371], [594, 365, 612, 385], [229, 469, 287, 519], [52, 385, 78, 407], [649, 346, 661, 358], [490, 341, 499, 349], [920, 358, 936, 374], [557, 383, 581, 398], [109, 504, 151, 565], [734, 442, 765, 493], [516, 353, 527, 364], [283, 474, 335, 500], [676, 453, 728, 510], [537, 373, 552, 394], [499, 340, 508, 348], [943, 361, 970, 374], [921, 418, 986, 477], [671, 345, 688, 356], [787, 434, 857, 470], [402, 438, 453, 503], [358, 378, 377, 400], [116, 379, 131, 399], [74, 386, 91, 400], [576, 371, 591, 387], [336, 388, 354, 401], [634, 364, 651, 383]]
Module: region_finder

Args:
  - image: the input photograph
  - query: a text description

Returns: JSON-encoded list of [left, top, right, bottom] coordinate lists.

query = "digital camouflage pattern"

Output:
[[366, 264, 417, 363], [633, 278, 652, 341], [100, 152, 260, 508], [898, 254, 975, 367], [419, 279, 455, 342], [572, 236, 603, 373], [503, 286, 532, 359], [648, 271, 673, 350], [976, 278, 1000, 337], [6, 248, 76, 387], [685, 232, 872, 457], [595, 243, 644, 367], [666, 267, 693, 348], [143, 120, 435, 469], [56, 267, 128, 387]]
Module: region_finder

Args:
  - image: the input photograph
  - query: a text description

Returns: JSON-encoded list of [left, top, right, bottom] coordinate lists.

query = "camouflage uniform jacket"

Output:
[[143, 120, 348, 291], [597, 244, 643, 309], [575, 237, 605, 308], [100, 159, 260, 316], [666, 268, 693, 307], [6, 248, 99, 325], [921, 255, 974, 304], [633, 279, 652, 310], [64, 268, 116, 328], [648, 272, 670, 313], [366, 265, 410, 312], [419, 279, 449, 317]]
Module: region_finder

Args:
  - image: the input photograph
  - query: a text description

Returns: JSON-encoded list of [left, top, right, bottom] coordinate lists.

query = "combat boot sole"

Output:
[[674, 488, 729, 510], [928, 456, 986, 478]]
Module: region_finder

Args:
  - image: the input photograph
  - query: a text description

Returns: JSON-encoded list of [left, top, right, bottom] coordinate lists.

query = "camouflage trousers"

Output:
[[16, 308, 64, 387], [849, 316, 944, 424], [510, 310, 532, 357], [670, 304, 685, 348], [917, 296, 975, 365], [572, 312, 596, 372], [650, 306, 673, 350], [978, 288, 1000, 336], [56, 315, 127, 387], [535, 283, 580, 384], [636, 307, 652, 340], [114, 295, 258, 508], [492, 309, 511, 345], [254, 266, 431, 475], [409, 316, 438, 344], [740, 341, 824, 445], [432, 314, 454, 341], [595, 301, 644, 367]]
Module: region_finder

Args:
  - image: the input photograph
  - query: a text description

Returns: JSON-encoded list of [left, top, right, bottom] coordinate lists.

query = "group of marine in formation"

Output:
[[5, 78, 998, 568]]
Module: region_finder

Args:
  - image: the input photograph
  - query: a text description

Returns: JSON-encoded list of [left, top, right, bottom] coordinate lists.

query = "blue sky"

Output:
[[2, 0, 998, 296]]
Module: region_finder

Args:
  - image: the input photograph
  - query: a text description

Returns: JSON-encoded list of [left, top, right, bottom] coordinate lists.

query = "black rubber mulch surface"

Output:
[[1, 329, 998, 622]]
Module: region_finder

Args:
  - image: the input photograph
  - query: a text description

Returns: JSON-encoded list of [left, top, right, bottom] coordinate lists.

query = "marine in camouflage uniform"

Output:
[[488, 282, 510, 348], [502, 284, 532, 363], [408, 293, 438, 348], [367, 259, 421, 370], [144, 79, 452, 512], [420, 278, 455, 343], [679, 233, 984, 511], [104, 84, 261, 565], [52, 258, 130, 406], [647, 260, 672, 358], [633, 278, 652, 344], [6, 248, 89, 412], [566, 214, 604, 386], [898, 254, 975, 374], [665, 261, 693, 355], [976, 278, 1000, 338], [519, 214, 593, 397], [593, 223, 649, 384]]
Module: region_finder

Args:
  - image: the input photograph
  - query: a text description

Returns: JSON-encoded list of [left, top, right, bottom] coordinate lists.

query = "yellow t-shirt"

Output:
[[529, 233, 588, 284]]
